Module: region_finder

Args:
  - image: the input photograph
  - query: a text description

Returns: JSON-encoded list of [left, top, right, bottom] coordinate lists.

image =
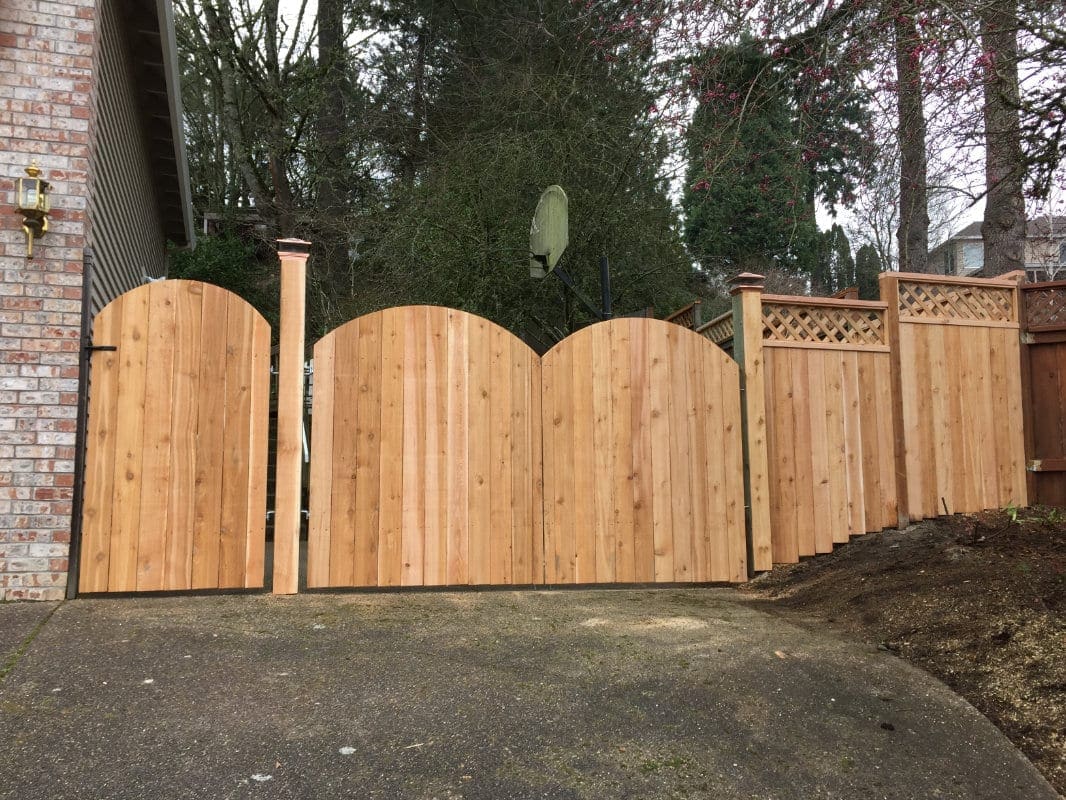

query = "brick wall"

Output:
[[0, 0, 95, 600]]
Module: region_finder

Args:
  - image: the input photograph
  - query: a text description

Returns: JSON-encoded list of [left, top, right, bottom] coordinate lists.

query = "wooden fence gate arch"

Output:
[[541, 318, 747, 584], [78, 280, 271, 592], [306, 306, 544, 588], [306, 307, 748, 588]]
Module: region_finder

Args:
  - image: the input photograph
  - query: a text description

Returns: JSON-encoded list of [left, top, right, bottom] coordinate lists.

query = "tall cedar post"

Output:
[[1006, 269, 1036, 502], [274, 239, 310, 594], [879, 272, 911, 528], [730, 273, 772, 572]]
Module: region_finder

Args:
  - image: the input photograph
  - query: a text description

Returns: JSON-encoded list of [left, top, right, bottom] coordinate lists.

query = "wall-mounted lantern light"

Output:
[[15, 161, 50, 259]]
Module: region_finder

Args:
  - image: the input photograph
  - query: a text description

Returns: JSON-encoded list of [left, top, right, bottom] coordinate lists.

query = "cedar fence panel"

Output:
[[882, 273, 1027, 519], [306, 306, 544, 588], [79, 281, 270, 592], [1021, 281, 1066, 506], [541, 319, 747, 584], [757, 294, 898, 564]]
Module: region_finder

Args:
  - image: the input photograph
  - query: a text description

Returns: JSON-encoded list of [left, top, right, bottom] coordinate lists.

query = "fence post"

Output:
[[730, 273, 772, 573], [274, 239, 310, 595], [1006, 270, 1036, 504], [878, 272, 911, 528]]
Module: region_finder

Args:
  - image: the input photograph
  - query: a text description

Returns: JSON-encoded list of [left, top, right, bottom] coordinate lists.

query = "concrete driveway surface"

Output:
[[0, 588, 1057, 800]]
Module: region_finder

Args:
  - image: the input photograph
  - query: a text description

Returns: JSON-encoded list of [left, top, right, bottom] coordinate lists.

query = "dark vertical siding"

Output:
[[87, 0, 168, 316]]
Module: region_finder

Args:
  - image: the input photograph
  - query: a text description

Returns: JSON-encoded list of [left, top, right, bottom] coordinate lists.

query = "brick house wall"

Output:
[[1, 0, 190, 600], [0, 0, 95, 601]]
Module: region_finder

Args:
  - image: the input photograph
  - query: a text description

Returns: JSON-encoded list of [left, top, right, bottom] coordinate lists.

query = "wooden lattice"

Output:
[[761, 303, 886, 347], [664, 300, 701, 330], [1024, 285, 1066, 331], [697, 311, 734, 346], [898, 281, 1015, 323]]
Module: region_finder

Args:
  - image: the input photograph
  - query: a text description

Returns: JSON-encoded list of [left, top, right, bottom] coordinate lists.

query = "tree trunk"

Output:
[[203, 3, 274, 220], [894, 10, 929, 273], [980, 0, 1026, 277]]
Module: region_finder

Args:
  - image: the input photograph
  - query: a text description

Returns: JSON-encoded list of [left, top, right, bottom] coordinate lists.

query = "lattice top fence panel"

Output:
[[664, 300, 701, 330], [697, 311, 734, 346], [761, 302, 886, 347], [897, 280, 1015, 324], [1024, 284, 1066, 331]]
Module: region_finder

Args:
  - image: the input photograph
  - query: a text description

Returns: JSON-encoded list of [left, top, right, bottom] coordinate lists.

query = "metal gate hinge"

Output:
[[84, 344, 117, 352]]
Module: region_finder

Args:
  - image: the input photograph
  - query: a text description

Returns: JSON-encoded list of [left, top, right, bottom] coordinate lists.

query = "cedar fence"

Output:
[[1020, 280, 1066, 505], [680, 269, 1036, 568], [881, 273, 1026, 521], [74, 253, 1062, 596]]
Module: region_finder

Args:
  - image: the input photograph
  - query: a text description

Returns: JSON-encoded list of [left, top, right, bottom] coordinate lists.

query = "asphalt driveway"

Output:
[[0, 589, 1057, 799]]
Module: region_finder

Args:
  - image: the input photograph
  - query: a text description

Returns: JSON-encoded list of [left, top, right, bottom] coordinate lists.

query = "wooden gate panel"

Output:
[[307, 306, 543, 588], [541, 319, 747, 584], [79, 295, 122, 592], [136, 282, 177, 590], [108, 287, 149, 590], [163, 280, 202, 588], [190, 286, 228, 588], [79, 281, 270, 592]]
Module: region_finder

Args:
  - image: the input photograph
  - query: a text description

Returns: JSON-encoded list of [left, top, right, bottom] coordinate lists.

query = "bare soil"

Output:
[[743, 508, 1066, 796]]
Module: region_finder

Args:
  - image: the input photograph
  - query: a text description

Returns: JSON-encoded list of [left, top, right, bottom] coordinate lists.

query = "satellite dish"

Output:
[[529, 185, 568, 278]]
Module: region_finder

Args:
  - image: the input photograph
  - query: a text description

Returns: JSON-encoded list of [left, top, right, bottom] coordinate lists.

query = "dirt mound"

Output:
[[744, 509, 1065, 795]]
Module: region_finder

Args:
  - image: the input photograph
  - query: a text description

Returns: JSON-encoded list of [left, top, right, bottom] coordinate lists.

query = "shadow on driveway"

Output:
[[0, 589, 1057, 799]]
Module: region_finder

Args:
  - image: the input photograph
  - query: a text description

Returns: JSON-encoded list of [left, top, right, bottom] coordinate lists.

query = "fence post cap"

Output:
[[277, 238, 312, 257], [728, 272, 765, 294]]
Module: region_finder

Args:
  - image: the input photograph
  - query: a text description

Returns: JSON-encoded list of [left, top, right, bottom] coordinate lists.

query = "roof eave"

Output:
[[155, 0, 194, 248]]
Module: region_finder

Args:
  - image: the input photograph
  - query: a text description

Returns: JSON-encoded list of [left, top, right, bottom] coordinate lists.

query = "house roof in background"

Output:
[[949, 221, 983, 240], [1028, 216, 1066, 237], [122, 0, 194, 247], [942, 216, 1066, 244]]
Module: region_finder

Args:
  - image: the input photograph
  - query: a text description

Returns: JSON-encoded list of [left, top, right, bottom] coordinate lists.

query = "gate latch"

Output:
[[84, 343, 117, 352]]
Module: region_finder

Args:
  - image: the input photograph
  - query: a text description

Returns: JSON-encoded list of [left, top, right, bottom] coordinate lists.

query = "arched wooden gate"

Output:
[[76, 292, 745, 592], [305, 308, 747, 587], [78, 281, 271, 592]]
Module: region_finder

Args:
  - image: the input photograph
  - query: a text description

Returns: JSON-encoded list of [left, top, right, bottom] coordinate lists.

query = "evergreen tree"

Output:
[[812, 224, 856, 295], [682, 39, 823, 281], [358, 0, 692, 340], [854, 243, 883, 300]]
